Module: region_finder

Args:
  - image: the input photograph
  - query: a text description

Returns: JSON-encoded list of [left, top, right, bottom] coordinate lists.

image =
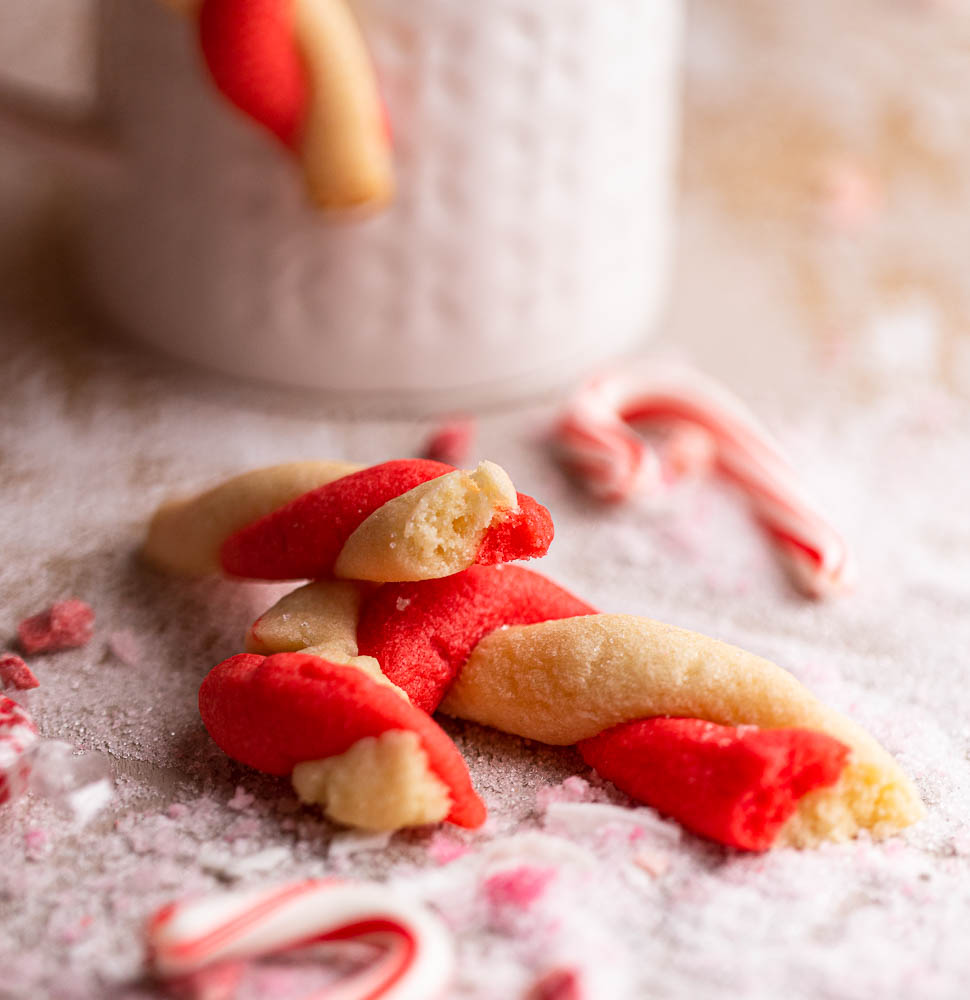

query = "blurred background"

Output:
[[2, 0, 970, 405]]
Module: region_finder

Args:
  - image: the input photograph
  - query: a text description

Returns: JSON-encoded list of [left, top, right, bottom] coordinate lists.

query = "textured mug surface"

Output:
[[79, 0, 683, 407]]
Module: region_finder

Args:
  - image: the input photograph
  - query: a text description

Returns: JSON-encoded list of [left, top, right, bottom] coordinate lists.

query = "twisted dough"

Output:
[[199, 651, 485, 831], [166, 0, 394, 210], [143, 459, 553, 583], [245, 569, 923, 848], [441, 615, 923, 847], [143, 460, 357, 576], [172, 457, 920, 848]]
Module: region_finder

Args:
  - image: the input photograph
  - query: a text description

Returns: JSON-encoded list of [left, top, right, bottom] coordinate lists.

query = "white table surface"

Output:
[[2, 1, 970, 998]]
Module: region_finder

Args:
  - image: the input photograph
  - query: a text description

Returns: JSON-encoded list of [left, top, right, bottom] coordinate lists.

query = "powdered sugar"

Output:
[[107, 630, 141, 667], [3, 242, 970, 1000]]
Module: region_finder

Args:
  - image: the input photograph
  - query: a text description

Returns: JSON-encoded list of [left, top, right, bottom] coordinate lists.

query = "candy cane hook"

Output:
[[148, 879, 454, 1000], [555, 363, 857, 598]]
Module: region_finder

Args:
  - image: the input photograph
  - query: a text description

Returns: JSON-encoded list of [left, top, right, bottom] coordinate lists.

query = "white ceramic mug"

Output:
[[1, 0, 682, 410]]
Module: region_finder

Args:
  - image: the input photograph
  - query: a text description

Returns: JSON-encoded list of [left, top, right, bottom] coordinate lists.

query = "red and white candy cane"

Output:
[[0, 695, 38, 806], [555, 363, 857, 598], [148, 879, 454, 1000]]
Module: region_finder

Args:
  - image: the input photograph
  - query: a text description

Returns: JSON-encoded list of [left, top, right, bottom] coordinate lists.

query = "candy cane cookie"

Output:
[[164, 0, 394, 210], [0, 696, 38, 806], [148, 878, 454, 999], [244, 568, 922, 848], [555, 363, 856, 598], [441, 614, 924, 847], [199, 651, 485, 830], [143, 459, 554, 583], [247, 566, 597, 714]]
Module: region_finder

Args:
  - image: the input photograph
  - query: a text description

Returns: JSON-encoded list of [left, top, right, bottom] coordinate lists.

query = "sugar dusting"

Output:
[[3, 274, 970, 998]]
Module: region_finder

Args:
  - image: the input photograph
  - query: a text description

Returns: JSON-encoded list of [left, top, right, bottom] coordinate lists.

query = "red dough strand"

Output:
[[579, 718, 849, 851], [221, 460, 451, 579], [219, 459, 554, 581], [199, 652, 486, 828], [476, 494, 554, 567], [198, 0, 308, 149], [357, 566, 597, 713]]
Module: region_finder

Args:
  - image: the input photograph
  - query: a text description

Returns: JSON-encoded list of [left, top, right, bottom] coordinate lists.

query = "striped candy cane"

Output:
[[147, 879, 454, 1000], [555, 364, 856, 598]]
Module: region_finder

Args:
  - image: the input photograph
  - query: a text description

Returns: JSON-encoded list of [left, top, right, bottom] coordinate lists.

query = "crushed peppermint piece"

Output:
[[0, 654, 39, 691], [24, 828, 51, 861], [483, 865, 556, 910], [535, 775, 609, 810], [227, 786, 256, 811], [107, 630, 141, 666], [427, 832, 469, 865], [0, 695, 38, 806], [524, 967, 585, 1000], [17, 599, 95, 654], [422, 418, 476, 466]]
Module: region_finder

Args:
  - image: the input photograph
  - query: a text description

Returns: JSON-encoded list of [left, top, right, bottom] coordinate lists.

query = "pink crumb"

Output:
[[17, 599, 94, 654], [427, 832, 469, 865], [167, 803, 190, 820], [107, 630, 141, 666], [422, 418, 476, 467], [483, 865, 556, 910], [535, 775, 607, 810], [0, 653, 39, 691], [24, 828, 50, 860], [227, 787, 255, 811], [524, 967, 585, 1000]]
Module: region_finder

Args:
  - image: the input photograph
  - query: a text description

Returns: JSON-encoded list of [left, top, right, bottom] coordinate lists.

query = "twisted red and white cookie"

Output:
[[246, 566, 596, 713], [244, 567, 923, 849], [144, 459, 553, 583], [163, 0, 395, 211], [441, 613, 924, 848], [199, 650, 485, 831]]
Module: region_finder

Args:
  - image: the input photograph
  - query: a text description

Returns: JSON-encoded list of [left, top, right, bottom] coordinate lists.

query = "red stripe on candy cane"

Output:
[[147, 879, 453, 1000]]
